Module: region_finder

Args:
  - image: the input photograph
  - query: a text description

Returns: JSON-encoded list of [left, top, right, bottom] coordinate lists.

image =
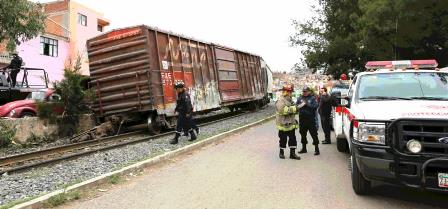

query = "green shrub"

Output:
[[0, 120, 15, 147], [37, 56, 91, 137], [45, 190, 81, 207], [36, 102, 59, 124], [107, 174, 121, 184]]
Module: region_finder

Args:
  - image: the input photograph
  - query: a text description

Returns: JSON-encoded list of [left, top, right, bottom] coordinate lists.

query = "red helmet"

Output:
[[282, 84, 294, 92], [340, 73, 347, 80]]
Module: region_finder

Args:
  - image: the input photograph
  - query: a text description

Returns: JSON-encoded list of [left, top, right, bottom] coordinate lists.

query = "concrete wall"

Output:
[[2, 114, 95, 145]]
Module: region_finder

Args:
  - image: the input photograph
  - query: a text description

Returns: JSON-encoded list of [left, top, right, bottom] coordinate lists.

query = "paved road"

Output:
[[65, 120, 448, 209]]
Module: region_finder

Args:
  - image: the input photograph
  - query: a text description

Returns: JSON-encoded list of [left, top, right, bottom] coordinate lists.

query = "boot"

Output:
[[188, 130, 197, 141], [314, 145, 320, 155], [170, 133, 180, 144], [299, 144, 307, 154], [195, 127, 200, 135], [290, 148, 301, 160], [322, 140, 331, 144], [279, 149, 285, 159]]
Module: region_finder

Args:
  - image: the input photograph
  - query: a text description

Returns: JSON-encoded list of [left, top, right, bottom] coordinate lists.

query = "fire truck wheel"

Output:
[[337, 137, 349, 153], [351, 155, 371, 195]]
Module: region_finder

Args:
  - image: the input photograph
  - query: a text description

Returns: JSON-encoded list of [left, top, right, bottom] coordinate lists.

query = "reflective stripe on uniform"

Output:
[[277, 124, 298, 131], [290, 105, 297, 114], [279, 106, 297, 115], [282, 106, 289, 115]]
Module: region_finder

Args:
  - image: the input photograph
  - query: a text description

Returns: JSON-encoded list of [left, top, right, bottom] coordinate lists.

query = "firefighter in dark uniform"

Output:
[[275, 84, 303, 160], [297, 86, 320, 155], [319, 87, 332, 144], [170, 81, 198, 144], [2, 53, 23, 88]]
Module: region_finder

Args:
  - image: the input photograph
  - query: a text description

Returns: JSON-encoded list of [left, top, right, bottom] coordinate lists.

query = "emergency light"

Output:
[[365, 60, 438, 70]]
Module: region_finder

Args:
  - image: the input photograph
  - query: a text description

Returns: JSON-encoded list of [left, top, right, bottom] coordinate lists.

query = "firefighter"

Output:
[[170, 81, 198, 144], [297, 86, 320, 155], [2, 52, 23, 88], [275, 84, 303, 160]]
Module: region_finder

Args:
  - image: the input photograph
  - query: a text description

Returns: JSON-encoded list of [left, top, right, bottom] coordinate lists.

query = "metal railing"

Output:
[[0, 67, 49, 89]]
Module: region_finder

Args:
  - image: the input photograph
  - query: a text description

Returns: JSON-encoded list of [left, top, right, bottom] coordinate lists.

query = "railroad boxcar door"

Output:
[[214, 47, 241, 102]]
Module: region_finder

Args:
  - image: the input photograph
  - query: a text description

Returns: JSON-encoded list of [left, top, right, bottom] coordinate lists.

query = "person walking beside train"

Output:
[[170, 81, 198, 144], [275, 84, 304, 160], [297, 86, 320, 155]]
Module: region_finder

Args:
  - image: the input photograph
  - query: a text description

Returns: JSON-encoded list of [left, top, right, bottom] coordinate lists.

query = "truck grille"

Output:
[[396, 121, 448, 155]]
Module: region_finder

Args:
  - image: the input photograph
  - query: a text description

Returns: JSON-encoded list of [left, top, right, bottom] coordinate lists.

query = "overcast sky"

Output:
[[34, 0, 315, 72]]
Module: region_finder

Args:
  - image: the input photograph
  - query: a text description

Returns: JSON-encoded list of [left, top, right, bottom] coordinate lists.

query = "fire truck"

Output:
[[333, 60, 448, 195]]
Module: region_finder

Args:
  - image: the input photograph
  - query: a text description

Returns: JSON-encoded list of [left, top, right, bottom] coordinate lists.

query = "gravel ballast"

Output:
[[0, 105, 274, 206]]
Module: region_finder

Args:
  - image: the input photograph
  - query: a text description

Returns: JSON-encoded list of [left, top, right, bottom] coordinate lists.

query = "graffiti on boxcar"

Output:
[[188, 81, 221, 112], [162, 37, 209, 70]]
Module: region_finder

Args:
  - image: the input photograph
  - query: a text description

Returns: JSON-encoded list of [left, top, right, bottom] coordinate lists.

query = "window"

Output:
[[78, 13, 87, 26], [356, 72, 448, 100], [97, 25, 103, 32], [40, 37, 58, 57]]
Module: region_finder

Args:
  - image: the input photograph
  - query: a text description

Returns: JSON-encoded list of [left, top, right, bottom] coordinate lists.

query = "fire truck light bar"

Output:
[[365, 60, 438, 69]]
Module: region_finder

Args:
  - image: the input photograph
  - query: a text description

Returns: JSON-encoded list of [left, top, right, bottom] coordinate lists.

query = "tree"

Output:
[[358, 0, 448, 64], [55, 57, 88, 136], [290, 0, 363, 78], [0, 0, 46, 52], [38, 56, 91, 137], [291, 0, 448, 78]]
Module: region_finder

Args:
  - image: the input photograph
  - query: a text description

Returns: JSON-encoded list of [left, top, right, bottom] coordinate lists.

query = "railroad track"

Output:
[[0, 110, 255, 176]]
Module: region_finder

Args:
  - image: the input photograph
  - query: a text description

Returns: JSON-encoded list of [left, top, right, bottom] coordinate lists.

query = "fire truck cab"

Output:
[[333, 60, 448, 195]]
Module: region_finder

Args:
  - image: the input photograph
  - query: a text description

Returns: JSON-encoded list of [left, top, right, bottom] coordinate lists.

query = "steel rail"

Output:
[[0, 110, 255, 176]]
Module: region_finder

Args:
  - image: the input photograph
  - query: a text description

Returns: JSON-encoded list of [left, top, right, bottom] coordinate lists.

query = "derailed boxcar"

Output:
[[87, 25, 269, 133]]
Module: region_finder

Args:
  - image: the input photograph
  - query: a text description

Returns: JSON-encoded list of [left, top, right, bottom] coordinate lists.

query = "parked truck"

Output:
[[333, 60, 448, 194]]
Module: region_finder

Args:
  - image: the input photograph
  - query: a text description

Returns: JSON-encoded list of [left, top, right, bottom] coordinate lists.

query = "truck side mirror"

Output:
[[340, 97, 351, 108]]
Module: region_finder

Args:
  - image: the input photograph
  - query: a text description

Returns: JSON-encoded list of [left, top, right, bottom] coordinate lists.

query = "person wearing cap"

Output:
[[2, 52, 23, 88], [170, 81, 198, 144], [297, 86, 320, 155], [275, 84, 304, 160]]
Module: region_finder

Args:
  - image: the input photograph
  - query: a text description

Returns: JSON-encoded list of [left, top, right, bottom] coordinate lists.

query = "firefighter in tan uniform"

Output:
[[275, 84, 304, 160]]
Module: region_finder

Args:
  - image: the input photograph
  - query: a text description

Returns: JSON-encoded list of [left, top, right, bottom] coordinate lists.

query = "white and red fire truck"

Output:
[[333, 60, 448, 195]]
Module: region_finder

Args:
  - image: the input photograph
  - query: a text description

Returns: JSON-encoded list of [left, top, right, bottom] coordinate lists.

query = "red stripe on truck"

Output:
[[340, 107, 358, 128]]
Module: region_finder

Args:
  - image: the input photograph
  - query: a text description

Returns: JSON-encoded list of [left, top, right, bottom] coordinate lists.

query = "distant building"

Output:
[[0, 0, 109, 85]]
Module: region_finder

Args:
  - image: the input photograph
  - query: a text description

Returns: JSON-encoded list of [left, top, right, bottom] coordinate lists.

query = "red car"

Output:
[[0, 89, 61, 118]]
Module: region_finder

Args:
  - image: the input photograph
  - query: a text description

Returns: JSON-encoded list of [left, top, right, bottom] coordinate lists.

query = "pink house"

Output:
[[0, 0, 109, 86]]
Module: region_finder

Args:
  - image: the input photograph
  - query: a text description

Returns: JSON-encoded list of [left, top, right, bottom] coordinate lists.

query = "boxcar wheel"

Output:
[[147, 115, 162, 135]]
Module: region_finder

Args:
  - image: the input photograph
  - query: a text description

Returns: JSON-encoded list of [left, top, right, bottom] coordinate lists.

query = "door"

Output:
[[342, 77, 357, 143], [214, 47, 241, 102]]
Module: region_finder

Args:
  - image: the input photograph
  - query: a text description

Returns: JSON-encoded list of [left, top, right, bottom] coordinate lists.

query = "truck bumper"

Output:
[[354, 146, 448, 193]]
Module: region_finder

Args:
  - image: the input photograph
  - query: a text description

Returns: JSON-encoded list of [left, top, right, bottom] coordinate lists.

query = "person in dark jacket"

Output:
[[318, 87, 332, 144], [2, 53, 23, 88], [297, 86, 320, 155], [170, 81, 198, 144]]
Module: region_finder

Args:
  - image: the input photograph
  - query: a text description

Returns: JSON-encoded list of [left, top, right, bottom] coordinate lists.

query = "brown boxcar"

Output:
[[87, 25, 269, 132]]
